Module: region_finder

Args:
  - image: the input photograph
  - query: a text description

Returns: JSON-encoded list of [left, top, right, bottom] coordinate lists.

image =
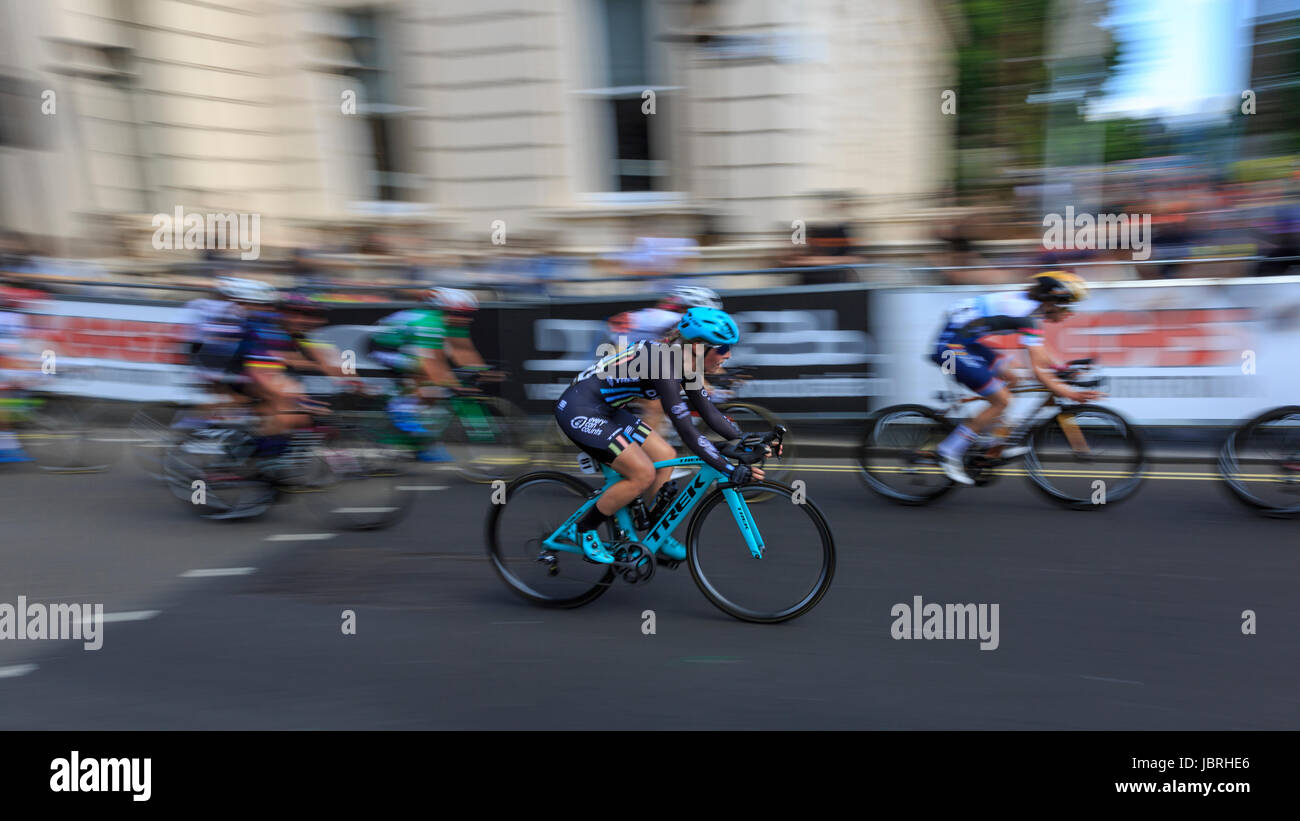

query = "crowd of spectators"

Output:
[[2, 163, 1298, 301]]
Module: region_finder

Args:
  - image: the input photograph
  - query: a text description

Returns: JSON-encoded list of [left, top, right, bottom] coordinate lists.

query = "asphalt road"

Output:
[[0, 450, 1296, 729]]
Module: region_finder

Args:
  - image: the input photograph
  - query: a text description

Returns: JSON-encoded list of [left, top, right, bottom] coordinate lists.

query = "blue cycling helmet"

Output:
[[676, 306, 739, 346]]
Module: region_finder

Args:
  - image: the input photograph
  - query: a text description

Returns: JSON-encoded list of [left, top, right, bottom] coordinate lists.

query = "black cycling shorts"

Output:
[[555, 385, 653, 464]]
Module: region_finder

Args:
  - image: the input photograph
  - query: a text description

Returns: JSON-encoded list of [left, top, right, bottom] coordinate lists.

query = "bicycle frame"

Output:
[[941, 385, 1092, 457], [540, 457, 766, 560]]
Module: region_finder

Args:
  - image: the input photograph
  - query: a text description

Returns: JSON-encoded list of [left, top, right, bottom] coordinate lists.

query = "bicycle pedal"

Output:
[[654, 556, 680, 570]]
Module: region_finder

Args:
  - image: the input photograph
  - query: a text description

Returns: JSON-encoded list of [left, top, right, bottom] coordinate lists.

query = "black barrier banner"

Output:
[[314, 285, 884, 417]]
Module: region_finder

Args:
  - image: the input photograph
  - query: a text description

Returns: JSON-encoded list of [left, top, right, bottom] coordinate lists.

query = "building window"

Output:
[[589, 0, 670, 193], [340, 7, 417, 201]]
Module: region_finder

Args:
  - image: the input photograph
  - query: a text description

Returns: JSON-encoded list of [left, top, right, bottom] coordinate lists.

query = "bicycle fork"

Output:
[[721, 487, 764, 558]]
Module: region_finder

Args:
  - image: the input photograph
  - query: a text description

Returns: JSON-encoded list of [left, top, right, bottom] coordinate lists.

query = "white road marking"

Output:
[[396, 485, 447, 491], [85, 610, 160, 625], [265, 533, 336, 542], [0, 664, 38, 679], [1080, 675, 1144, 685], [332, 507, 400, 514], [180, 567, 257, 578]]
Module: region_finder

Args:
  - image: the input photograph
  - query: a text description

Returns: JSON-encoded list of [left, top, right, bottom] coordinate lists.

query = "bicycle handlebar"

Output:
[[718, 425, 786, 466]]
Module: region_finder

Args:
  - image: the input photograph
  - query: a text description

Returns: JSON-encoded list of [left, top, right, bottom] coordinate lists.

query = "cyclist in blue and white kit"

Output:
[[930, 271, 1102, 485], [556, 307, 762, 564]]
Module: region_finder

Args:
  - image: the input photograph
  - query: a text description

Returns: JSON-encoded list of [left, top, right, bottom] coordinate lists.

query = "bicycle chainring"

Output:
[[965, 451, 1002, 486], [611, 542, 655, 585]]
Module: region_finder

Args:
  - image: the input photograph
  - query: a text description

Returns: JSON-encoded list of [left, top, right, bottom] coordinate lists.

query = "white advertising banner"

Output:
[[17, 299, 207, 402]]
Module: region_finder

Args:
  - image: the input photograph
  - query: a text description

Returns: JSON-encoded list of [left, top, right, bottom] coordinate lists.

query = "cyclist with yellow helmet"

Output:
[[929, 271, 1102, 485]]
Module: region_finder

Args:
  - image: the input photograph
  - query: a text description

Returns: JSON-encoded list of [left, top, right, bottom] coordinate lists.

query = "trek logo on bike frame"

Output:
[[647, 473, 707, 542]]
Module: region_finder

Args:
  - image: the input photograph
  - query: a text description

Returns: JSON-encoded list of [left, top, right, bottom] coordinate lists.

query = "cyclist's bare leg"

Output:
[[639, 430, 676, 504], [987, 357, 1018, 431], [250, 371, 314, 437], [595, 443, 656, 517], [938, 386, 1010, 466], [967, 386, 1010, 436]]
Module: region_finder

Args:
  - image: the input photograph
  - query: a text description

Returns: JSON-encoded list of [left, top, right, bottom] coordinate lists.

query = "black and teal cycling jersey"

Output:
[[556, 341, 743, 474]]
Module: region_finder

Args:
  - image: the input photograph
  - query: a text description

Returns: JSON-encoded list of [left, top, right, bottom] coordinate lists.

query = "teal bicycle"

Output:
[[486, 427, 836, 623]]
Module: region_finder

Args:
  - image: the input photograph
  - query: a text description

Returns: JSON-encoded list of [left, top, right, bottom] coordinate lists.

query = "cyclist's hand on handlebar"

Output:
[[730, 464, 764, 485]]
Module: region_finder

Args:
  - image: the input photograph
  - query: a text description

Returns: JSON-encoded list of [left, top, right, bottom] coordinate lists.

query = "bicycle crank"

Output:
[[611, 542, 655, 585], [965, 452, 1003, 486]]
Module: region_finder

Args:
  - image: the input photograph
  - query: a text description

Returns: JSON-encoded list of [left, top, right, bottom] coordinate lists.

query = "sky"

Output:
[[1088, 0, 1261, 122]]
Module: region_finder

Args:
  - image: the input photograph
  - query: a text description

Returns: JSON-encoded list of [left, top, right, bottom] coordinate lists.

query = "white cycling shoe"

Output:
[[939, 452, 975, 485], [997, 443, 1031, 459]]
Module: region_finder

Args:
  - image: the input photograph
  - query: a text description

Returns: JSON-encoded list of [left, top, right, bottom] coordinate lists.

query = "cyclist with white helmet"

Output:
[[606, 285, 722, 349], [366, 288, 465, 390], [428, 287, 496, 381], [366, 287, 486, 460], [181, 277, 322, 443], [930, 271, 1102, 485], [556, 306, 765, 564], [187, 277, 276, 402], [229, 280, 327, 439]]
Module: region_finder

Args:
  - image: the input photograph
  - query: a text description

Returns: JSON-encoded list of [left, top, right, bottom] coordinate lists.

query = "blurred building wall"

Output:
[[0, 0, 954, 257]]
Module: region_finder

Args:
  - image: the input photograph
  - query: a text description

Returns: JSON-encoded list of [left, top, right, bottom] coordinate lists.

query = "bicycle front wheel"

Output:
[[685, 482, 835, 623], [1219, 405, 1300, 518], [486, 472, 617, 608], [1025, 404, 1145, 509], [857, 404, 956, 505], [24, 399, 122, 473]]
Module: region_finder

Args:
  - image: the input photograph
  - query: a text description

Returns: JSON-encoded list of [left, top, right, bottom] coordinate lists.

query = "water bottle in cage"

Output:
[[648, 479, 678, 526], [628, 498, 650, 532]]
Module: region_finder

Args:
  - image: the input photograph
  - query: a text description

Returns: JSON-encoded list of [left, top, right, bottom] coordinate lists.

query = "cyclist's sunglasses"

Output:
[[708, 344, 731, 356]]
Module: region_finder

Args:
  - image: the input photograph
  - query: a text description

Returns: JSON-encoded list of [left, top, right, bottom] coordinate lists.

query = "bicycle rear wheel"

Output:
[[857, 404, 956, 505], [686, 482, 835, 623], [444, 397, 533, 483], [486, 472, 617, 608], [1219, 406, 1300, 518], [1024, 404, 1145, 509]]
